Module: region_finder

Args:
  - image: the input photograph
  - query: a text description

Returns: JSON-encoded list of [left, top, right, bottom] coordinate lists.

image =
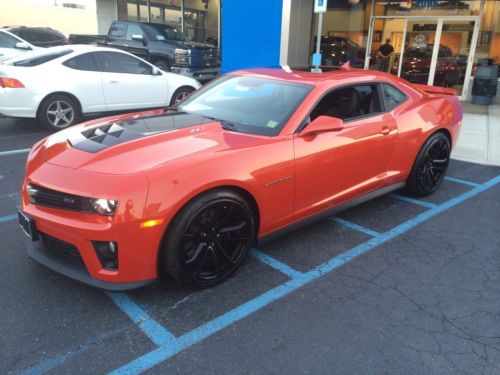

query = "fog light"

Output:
[[92, 241, 118, 270]]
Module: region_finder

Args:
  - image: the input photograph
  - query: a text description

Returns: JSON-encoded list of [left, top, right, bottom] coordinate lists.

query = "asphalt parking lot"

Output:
[[1, 117, 500, 375]]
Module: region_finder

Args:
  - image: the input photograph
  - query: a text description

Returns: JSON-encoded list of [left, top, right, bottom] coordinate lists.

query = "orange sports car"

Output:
[[18, 67, 462, 290]]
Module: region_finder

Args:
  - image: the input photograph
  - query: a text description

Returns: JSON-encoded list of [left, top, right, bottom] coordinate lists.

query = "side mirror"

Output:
[[299, 116, 344, 137], [152, 66, 162, 76], [131, 34, 144, 42], [15, 42, 31, 50]]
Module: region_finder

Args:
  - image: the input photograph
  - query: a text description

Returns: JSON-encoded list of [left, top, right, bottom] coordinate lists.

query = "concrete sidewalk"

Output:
[[452, 102, 500, 166]]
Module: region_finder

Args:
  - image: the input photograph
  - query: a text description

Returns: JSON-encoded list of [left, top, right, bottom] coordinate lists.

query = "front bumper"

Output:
[[26, 237, 155, 291], [171, 66, 220, 82]]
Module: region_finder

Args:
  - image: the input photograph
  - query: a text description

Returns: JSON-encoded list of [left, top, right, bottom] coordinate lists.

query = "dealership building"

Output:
[[2, 0, 500, 101]]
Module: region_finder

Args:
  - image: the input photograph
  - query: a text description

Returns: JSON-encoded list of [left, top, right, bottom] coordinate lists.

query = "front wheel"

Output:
[[38, 94, 80, 131], [161, 189, 255, 288], [406, 132, 451, 196]]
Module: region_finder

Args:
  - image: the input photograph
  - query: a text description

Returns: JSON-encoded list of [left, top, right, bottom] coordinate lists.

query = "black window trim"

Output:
[[296, 81, 383, 134], [296, 80, 411, 134]]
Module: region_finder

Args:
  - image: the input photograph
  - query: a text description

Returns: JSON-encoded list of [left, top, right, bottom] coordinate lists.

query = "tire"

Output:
[[37, 94, 80, 131], [406, 132, 451, 196], [154, 59, 171, 72], [169, 86, 194, 106], [160, 189, 255, 288]]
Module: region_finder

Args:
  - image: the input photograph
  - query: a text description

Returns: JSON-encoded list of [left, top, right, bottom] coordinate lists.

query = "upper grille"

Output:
[[27, 183, 92, 212]]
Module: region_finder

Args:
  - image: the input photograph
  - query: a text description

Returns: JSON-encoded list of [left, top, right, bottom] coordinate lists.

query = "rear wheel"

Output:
[[406, 132, 451, 196], [38, 94, 80, 131], [161, 189, 255, 288]]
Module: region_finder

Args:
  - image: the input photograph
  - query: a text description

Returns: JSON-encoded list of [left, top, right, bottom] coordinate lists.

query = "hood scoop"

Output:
[[68, 123, 144, 153]]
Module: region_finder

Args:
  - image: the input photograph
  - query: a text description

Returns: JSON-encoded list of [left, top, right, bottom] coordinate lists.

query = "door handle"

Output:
[[380, 127, 391, 136]]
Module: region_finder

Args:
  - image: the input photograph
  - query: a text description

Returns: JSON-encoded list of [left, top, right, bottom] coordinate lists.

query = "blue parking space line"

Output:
[[108, 174, 500, 375], [0, 214, 17, 223], [107, 292, 177, 347], [444, 176, 480, 187], [251, 248, 304, 279], [388, 193, 437, 209], [16, 325, 131, 375], [0, 148, 30, 157], [329, 216, 381, 237]]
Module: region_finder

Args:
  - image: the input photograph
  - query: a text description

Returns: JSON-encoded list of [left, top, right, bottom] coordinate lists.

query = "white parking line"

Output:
[[0, 148, 30, 157]]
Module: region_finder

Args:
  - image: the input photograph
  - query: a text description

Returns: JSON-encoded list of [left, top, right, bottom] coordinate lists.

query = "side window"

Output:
[[381, 83, 408, 111], [0, 32, 19, 48], [310, 84, 381, 122], [95, 52, 152, 75], [126, 24, 143, 40], [62, 53, 99, 71], [109, 23, 127, 40]]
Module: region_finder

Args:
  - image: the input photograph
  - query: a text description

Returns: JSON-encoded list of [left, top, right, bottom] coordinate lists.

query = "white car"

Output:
[[0, 29, 40, 62], [0, 45, 201, 130]]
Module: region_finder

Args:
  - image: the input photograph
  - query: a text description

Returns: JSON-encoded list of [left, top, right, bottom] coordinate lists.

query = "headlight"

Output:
[[91, 198, 118, 216], [175, 48, 191, 65]]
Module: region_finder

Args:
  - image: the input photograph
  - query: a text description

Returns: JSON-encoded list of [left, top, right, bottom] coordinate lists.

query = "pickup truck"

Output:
[[69, 21, 220, 82]]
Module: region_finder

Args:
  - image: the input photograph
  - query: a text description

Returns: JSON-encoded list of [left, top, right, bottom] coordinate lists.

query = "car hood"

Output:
[[37, 110, 265, 175]]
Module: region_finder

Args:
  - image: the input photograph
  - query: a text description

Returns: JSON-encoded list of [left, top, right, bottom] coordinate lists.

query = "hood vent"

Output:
[[68, 123, 144, 153]]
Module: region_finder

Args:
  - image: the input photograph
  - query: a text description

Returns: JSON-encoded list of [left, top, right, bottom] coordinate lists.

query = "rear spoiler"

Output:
[[413, 84, 457, 96]]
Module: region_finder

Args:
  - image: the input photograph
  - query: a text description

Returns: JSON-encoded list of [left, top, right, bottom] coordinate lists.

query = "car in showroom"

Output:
[[0, 45, 200, 130], [17, 67, 462, 290], [0, 26, 67, 62]]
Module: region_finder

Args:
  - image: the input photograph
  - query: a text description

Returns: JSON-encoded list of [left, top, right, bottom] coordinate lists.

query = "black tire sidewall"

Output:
[[407, 132, 451, 196], [169, 87, 194, 106], [161, 189, 255, 288], [154, 60, 171, 72], [38, 94, 80, 131]]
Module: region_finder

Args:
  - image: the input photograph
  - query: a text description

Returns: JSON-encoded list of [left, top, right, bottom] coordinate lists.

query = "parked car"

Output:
[[391, 44, 467, 86], [0, 27, 67, 62], [313, 36, 366, 68], [69, 21, 220, 82], [0, 45, 200, 130], [17, 68, 462, 290]]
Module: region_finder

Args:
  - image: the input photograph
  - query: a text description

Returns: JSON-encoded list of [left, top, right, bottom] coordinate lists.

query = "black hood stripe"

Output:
[[68, 111, 213, 153]]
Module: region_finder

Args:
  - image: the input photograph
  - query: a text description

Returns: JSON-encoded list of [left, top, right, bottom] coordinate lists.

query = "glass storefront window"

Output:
[[312, 0, 372, 68], [476, 0, 500, 76]]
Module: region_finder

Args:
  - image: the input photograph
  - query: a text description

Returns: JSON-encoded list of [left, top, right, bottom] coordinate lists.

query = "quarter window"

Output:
[[381, 83, 408, 111], [63, 53, 99, 71], [95, 51, 152, 75]]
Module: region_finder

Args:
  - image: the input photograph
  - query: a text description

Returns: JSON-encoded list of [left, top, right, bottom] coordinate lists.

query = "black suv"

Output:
[[4, 26, 67, 47]]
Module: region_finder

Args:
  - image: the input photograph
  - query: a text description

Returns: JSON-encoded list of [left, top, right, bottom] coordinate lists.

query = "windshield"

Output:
[[144, 24, 186, 42], [178, 75, 313, 136]]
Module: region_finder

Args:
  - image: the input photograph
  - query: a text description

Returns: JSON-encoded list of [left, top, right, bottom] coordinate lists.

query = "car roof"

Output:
[[230, 67, 397, 86]]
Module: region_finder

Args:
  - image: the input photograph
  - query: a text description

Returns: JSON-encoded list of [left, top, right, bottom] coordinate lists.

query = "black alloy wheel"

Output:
[[407, 132, 451, 196], [162, 190, 255, 288]]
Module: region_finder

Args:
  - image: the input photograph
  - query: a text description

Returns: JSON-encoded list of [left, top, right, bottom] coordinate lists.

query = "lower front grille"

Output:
[[40, 232, 82, 260]]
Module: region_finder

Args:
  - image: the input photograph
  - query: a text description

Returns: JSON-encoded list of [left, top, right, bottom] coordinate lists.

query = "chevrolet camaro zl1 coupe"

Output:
[[18, 67, 462, 290]]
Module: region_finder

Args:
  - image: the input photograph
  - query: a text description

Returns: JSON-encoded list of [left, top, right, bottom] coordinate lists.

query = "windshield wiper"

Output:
[[202, 116, 239, 132]]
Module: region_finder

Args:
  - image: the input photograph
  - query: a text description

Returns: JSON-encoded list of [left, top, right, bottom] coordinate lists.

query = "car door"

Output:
[[60, 52, 106, 113], [293, 83, 399, 220], [95, 51, 167, 111]]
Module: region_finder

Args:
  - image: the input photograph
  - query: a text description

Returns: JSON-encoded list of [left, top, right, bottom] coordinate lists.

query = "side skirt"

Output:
[[258, 182, 406, 245]]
